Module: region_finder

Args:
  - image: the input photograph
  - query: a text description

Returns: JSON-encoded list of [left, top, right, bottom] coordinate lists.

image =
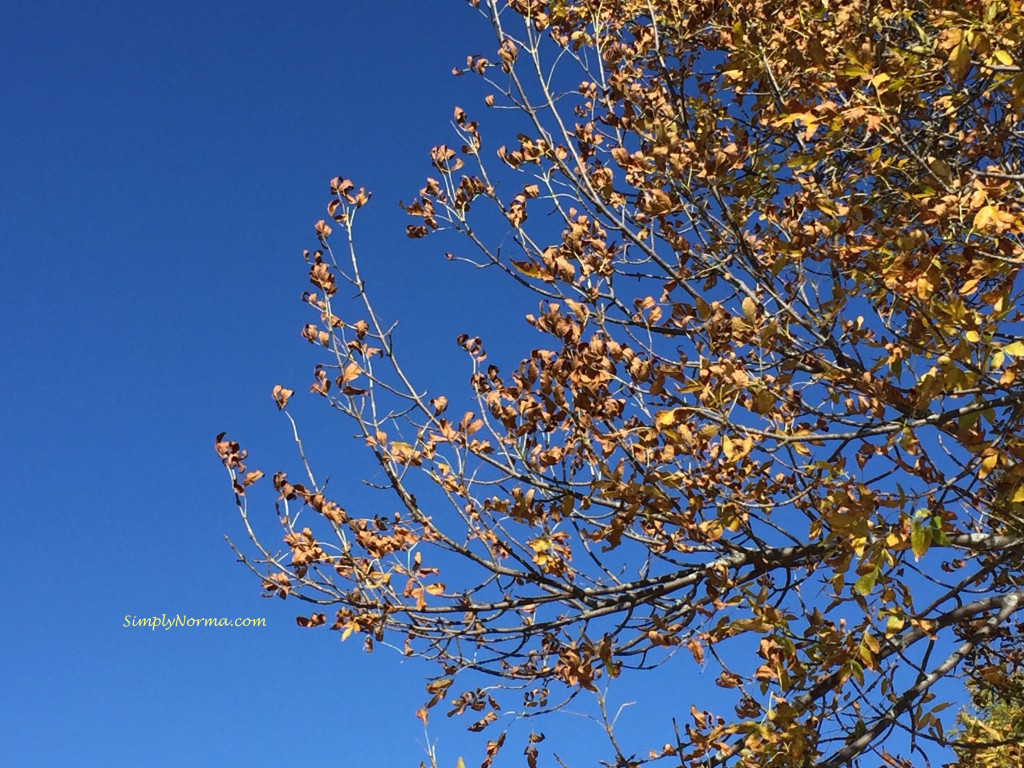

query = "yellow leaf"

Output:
[[675, 423, 694, 445], [741, 296, 757, 319], [511, 260, 544, 279], [979, 452, 999, 479], [863, 632, 880, 654], [870, 73, 891, 90], [655, 410, 678, 429], [854, 570, 877, 595], [457, 758, 467, 768], [949, 39, 971, 82], [1003, 340, 1024, 357], [910, 520, 931, 560], [973, 205, 998, 230], [995, 49, 1014, 66], [698, 424, 719, 439], [971, 205, 1019, 233], [790, 429, 813, 457], [965, 330, 980, 342], [722, 435, 736, 460], [699, 519, 724, 541], [885, 614, 905, 638]]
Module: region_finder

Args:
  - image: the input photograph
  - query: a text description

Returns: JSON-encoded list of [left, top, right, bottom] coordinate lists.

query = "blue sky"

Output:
[[1, 2, 493, 765], [0, 3, 721, 765]]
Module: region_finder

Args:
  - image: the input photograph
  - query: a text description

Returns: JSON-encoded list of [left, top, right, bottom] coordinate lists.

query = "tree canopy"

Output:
[[218, 1, 1024, 765], [954, 673, 1024, 768]]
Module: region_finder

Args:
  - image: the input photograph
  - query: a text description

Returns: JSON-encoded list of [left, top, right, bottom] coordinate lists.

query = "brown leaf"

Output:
[[272, 385, 294, 409]]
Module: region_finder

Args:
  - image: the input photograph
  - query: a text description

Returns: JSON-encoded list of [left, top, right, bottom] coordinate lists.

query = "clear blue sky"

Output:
[[1, 3, 728, 765]]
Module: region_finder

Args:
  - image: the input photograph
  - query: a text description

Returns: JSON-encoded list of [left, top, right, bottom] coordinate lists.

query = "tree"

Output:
[[953, 672, 1024, 768], [217, 1, 1024, 766]]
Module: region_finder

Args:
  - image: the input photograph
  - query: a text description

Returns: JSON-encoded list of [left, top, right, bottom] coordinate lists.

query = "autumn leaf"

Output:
[[511, 260, 547, 279], [1002, 341, 1024, 357], [242, 470, 264, 487], [272, 385, 294, 409], [949, 38, 972, 83], [741, 296, 757, 320], [910, 519, 931, 561]]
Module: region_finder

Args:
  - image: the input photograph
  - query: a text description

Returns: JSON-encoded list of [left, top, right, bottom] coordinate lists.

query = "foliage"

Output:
[[953, 671, 1024, 767], [218, 1, 1024, 766]]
